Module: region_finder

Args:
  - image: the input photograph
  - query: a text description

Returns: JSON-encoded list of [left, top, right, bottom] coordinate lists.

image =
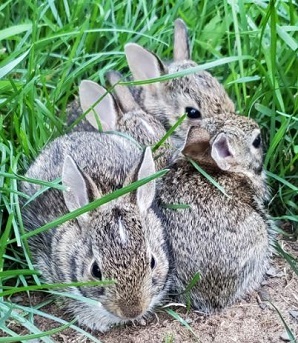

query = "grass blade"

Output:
[[165, 309, 199, 340], [188, 159, 230, 198], [268, 301, 297, 343], [0, 49, 30, 79], [152, 114, 186, 152], [8, 169, 168, 244]]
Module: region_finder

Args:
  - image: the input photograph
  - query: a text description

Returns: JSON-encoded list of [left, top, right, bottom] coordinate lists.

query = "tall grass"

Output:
[[0, 0, 297, 341]]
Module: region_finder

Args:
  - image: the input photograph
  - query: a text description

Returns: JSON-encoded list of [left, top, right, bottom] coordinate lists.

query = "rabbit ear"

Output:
[[79, 80, 118, 131], [174, 19, 190, 61], [62, 155, 90, 212], [125, 43, 166, 88], [211, 133, 235, 171], [182, 126, 211, 160], [106, 70, 140, 113], [136, 147, 156, 213]]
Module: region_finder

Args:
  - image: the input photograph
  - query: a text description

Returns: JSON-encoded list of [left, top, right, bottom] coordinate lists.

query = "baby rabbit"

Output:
[[157, 114, 273, 312], [125, 19, 235, 147], [79, 71, 173, 170], [68, 72, 173, 169], [20, 131, 171, 332]]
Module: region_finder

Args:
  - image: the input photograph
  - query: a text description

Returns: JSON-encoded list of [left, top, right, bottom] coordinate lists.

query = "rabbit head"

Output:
[[58, 149, 169, 330], [125, 19, 235, 147], [79, 75, 166, 145], [79, 75, 173, 169], [182, 114, 264, 182], [21, 136, 170, 332]]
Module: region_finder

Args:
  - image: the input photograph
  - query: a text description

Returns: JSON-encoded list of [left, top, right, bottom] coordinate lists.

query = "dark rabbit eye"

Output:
[[252, 134, 261, 148], [185, 107, 201, 119], [150, 256, 156, 270], [91, 262, 102, 280]]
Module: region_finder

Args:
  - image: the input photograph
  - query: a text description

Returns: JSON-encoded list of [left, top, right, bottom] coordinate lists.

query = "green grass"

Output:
[[0, 0, 297, 341]]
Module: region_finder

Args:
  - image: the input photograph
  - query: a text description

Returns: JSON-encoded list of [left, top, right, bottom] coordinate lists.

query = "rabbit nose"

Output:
[[119, 304, 143, 319]]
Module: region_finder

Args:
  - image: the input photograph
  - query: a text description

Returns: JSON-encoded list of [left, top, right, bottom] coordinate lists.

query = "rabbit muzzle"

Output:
[[104, 297, 149, 320], [118, 303, 144, 319]]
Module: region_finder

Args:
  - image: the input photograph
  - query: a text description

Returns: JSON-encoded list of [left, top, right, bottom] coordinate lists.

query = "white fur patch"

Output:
[[75, 300, 123, 332], [140, 118, 155, 136], [118, 218, 127, 243]]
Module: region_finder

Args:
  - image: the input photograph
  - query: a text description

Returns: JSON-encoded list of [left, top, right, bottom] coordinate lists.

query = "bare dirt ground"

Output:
[[3, 239, 298, 343]]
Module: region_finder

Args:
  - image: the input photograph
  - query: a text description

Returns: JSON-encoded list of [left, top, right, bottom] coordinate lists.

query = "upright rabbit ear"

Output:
[[62, 155, 90, 212], [182, 126, 211, 160], [106, 70, 140, 113], [174, 18, 190, 61], [62, 155, 100, 214], [125, 43, 166, 91], [211, 133, 235, 171], [136, 147, 156, 213], [79, 80, 118, 131]]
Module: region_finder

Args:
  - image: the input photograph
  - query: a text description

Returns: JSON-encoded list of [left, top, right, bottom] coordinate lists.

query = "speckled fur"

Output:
[[157, 114, 274, 312], [66, 74, 174, 170], [140, 61, 235, 145], [125, 19, 235, 147], [66, 98, 95, 132], [20, 132, 171, 332], [106, 71, 174, 169]]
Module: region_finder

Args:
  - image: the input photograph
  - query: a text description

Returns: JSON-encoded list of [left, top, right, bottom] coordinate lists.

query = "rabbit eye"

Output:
[[91, 262, 102, 280], [150, 256, 156, 270], [185, 107, 201, 119], [252, 134, 261, 148]]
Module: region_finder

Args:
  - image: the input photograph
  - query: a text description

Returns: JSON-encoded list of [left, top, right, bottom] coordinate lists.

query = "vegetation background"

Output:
[[0, 0, 297, 341]]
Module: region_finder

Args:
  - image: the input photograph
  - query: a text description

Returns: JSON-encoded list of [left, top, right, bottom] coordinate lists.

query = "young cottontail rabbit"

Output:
[[20, 132, 170, 332], [68, 72, 173, 169], [125, 19, 235, 147], [157, 114, 273, 312]]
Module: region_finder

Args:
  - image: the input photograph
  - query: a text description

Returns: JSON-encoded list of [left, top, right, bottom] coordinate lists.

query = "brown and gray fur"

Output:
[[125, 19, 235, 147], [20, 132, 171, 332], [66, 72, 174, 169], [157, 114, 274, 312], [66, 98, 92, 132]]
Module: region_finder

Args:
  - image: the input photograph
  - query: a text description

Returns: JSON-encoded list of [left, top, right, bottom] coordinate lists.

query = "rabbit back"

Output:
[[158, 162, 270, 311], [157, 114, 272, 311]]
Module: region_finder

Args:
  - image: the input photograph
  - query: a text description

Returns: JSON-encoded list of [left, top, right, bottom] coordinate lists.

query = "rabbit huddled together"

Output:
[[20, 18, 273, 332], [21, 133, 171, 332], [158, 114, 273, 311]]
